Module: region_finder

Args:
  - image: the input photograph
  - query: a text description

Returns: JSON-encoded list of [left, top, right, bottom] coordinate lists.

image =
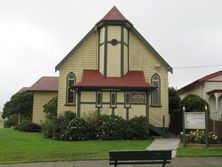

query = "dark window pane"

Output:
[[68, 88, 74, 103], [111, 93, 116, 106]]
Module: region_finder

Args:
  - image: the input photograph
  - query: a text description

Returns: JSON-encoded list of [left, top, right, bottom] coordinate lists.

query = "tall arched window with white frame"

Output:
[[66, 72, 76, 105], [151, 74, 160, 106]]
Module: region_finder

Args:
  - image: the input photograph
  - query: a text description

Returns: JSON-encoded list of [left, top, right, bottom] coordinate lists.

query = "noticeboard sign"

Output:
[[185, 112, 205, 129], [131, 92, 146, 103]]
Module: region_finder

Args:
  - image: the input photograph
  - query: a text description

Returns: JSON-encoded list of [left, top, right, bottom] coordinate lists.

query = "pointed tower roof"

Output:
[[102, 6, 126, 20]]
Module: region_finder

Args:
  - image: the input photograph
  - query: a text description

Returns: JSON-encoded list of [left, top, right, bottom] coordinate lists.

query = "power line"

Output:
[[173, 64, 222, 69]]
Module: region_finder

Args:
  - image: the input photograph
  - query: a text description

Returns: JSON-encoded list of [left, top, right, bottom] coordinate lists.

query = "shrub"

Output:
[[41, 111, 76, 139], [96, 115, 127, 140], [127, 116, 149, 139], [181, 94, 208, 112], [64, 118, 90, 140], [15, 120, 41, 132], [169, 87, 181, 112], [43, 96, 58, 119]]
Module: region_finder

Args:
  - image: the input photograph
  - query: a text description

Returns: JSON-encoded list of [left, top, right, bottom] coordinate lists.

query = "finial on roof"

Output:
[[102, 6, 126, 20]]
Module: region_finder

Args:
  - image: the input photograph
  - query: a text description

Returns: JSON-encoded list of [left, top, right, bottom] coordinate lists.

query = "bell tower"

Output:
[[97, 6, 133, 77]]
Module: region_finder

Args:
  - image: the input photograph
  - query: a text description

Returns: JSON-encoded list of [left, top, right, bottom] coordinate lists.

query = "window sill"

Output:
[[64, 104, 76, 106], [150, 105, 162, 108]]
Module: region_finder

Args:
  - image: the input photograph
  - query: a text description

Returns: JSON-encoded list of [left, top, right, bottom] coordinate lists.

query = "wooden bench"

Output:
[[109, 150, 172, 167]]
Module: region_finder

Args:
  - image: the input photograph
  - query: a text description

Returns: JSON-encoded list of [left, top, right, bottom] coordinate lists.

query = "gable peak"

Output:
[[102, 6, 126, 20]]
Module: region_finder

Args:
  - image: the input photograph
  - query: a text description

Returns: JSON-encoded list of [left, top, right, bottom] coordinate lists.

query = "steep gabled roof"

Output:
[[27, 76, 59, 92], [178, 70, 222, 92], [102, 6, 126, 20], [55, 6, 172, 73]]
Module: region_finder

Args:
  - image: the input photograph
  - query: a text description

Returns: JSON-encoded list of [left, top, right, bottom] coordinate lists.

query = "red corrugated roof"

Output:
[[102, 6, 126, 20], [76, 70, 151, 89], [207, 89, 222, 95], [28, 76, 58, 92], [17, 87, 30, 93], [178, 70, 222, 92]]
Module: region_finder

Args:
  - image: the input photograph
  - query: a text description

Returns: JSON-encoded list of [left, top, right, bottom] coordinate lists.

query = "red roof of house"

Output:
[[178, 70, 222, 92], [207, 89, 222, 95], [75, 70, 152, 91], [28, 76, 58, 92], [17, 87, 30, 93], [102, 6, 126, 20]]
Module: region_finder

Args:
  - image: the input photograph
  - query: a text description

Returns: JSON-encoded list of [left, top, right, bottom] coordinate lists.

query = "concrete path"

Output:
[[146, 138, 180, 157], [1, 158, 222, 167]]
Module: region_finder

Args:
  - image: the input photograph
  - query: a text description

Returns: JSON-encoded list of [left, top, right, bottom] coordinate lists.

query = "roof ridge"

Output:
[[102, 6, 126, 20]]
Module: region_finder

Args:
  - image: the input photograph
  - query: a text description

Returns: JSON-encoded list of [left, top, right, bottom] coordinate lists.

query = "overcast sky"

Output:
[[0, 0, 222, 111]]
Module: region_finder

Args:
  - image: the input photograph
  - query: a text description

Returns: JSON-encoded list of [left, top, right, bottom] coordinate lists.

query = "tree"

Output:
[[43, 96, 58, 119], [2, 92, 33, 125], [181, 94, 208, 112], [169, 87, 181, 112]]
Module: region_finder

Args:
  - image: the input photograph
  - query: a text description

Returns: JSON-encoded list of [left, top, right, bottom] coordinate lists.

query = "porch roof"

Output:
[[74, 70, 154, 91], [207, 89, 222, 95]]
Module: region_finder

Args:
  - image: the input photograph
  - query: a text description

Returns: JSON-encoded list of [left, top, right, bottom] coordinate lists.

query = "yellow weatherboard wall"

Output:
[[57, 31, 97, 115], [129, 31, 169, 127], [32, 92, 57, 124]]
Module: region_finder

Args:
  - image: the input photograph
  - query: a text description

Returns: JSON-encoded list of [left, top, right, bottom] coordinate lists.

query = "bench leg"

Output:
[[162, 163, 165, 167]]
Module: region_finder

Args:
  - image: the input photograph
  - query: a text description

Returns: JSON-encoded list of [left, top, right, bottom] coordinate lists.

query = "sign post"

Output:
[[182, 106, 186, 147], [205, 105, 209, 147]]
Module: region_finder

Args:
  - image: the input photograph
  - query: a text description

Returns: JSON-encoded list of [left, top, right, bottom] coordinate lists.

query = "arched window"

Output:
[[66, 72, 76, 105], [151, 74, 160, 106]]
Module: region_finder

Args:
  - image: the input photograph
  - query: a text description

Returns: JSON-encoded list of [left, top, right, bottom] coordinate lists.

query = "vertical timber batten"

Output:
[[121, 25, 124, 76], [126, 108, 129, 120], [146, 91, 149, 135], [77, 91, 81, 118], [104, 26, 108, 77]]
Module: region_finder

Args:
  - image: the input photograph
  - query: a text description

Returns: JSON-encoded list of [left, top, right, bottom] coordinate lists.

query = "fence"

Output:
[[209, 119, 222, 142]]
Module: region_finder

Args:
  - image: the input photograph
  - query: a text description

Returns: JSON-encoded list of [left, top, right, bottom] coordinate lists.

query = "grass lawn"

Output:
[[0, 128, 152, 164], [177, 147, 222, 157]]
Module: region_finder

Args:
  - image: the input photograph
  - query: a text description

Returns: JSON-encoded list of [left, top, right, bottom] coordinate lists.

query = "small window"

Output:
[[96, 92, 102, 108], [66, 72, 76, 105], [151, 74, 160, 106], [110, 92, 117, 108], [124, 92, 131, 108]]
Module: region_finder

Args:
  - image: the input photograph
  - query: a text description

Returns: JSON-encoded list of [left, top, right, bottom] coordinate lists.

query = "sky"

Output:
[[0, 0, 222, 111]]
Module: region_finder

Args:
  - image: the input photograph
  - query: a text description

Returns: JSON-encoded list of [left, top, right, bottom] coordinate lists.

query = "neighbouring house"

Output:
[[23, 6, 172, 135], [0, 112, 4, 128], [178, 70, 222, 121]]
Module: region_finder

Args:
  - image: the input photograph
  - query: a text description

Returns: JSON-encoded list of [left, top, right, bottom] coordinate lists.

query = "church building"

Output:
[[27, 6, 172, 133]]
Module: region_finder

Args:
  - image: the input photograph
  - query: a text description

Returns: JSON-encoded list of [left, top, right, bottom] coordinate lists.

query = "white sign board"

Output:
[[185, 112, 205, 129]]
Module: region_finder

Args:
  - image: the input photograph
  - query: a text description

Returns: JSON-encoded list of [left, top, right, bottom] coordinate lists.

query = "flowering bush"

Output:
[[42, 111, 150, 141], [180, 129, 218, 144], [14, 120, 41, 132]]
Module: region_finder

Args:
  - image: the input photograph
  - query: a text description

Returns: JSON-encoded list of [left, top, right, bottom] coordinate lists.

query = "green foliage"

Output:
[[14, 120, 41, 132], [181, 94, 209, 112], [2, 92, 33, 126], [42, 111, 149, 140], [3, 114, 18, 128], [41, 111, 76, 139], [127, 116, 149, 139], [43, 96, 58, 119], [169, 87, 181, 112], [96, 115, 127, 140]]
